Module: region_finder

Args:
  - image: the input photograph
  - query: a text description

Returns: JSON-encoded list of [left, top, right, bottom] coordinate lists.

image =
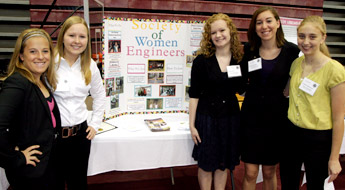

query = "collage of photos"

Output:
[[147, 59, 165, 84], [105, 53, 194, 112], [106, 76, 124, 109]]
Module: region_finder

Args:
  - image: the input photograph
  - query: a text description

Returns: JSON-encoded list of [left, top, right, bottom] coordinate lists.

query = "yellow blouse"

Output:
[[288, 56, 345, 130]]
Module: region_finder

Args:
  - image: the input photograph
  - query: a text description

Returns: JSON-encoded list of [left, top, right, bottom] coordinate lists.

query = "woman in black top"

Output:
[[189, 13, 243, 190], [0, 28, 61, 190], [239, 6, 300, 189]]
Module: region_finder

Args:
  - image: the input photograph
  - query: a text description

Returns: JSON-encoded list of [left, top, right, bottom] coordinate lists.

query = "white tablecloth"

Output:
[[340, 119, 345, 154], [0, 168, 9, 190], [1, 117, 344, 188], [87, 113, 197, 176]]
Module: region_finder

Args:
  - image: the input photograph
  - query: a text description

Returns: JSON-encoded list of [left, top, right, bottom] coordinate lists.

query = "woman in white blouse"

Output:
[[53, 16, 105, 190]]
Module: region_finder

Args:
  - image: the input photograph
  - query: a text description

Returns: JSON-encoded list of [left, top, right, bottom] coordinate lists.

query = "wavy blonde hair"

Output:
[[54, 16, 92, 85], [197, 13, 243, 62], [6, 28, 57, 90], [297, 15, 330, 57]]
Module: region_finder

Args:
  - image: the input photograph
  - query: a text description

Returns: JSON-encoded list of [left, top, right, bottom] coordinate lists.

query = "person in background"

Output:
[[53, 16, 105, 190], [239, 6, 300, 190], [280, 15, 345, 190], [0, 28, 61, 190], [189, 13, 243, 190]]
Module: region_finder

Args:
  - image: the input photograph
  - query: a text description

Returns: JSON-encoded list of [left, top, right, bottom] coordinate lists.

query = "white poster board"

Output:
[[103, 18, 203, 119]]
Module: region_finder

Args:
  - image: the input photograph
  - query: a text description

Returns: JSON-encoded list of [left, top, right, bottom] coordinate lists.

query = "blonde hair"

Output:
[[7, 28, 57, 90], [54, 16, 92, 85], [198, 13, 243, 62], [298, 15, 330, 57]]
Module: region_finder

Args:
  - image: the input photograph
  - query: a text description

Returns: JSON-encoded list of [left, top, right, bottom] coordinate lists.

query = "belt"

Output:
[[61, 122, 85, 138]]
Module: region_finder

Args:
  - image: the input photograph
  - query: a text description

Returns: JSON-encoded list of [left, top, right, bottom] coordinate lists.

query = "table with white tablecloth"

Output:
[[0, 168, 9, 190], [1, 117, 344, 189], [340, 119, 345, 154], [87, 113, 197, 176]]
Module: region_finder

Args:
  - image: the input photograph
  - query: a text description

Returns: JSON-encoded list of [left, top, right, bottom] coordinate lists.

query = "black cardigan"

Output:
[[189, 54, 242, 117], [240, 41, 300, 127]]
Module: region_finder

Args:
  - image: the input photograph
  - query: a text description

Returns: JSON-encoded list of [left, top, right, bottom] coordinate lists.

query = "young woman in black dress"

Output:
[[239, 6, 300, 189], [189, 13, 243, 190]]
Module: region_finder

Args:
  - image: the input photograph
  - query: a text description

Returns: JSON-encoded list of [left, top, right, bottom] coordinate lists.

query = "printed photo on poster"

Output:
[[148, 73, 164, 84], [159, 85, 176, 97], [110, 94, 119, 109], [147, 98, 163, 110], [105, 78, 115, 97], [186, 55, 195, 68], [134, 85, 152, 97], [185, 86, 190, 102], [148, 60, 165, 72], [108, 40, 121, 53], [115, 76, 124, 93]]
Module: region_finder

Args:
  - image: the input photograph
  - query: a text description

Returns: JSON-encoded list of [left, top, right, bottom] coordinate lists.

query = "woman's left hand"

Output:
[[328, 159, 342, 182], [86, 126, 97, 140]]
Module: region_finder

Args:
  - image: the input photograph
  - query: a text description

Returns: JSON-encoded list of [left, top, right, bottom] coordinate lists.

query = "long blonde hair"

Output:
[[198, 13, 243, 62], [7, 28, 57, 90], [54, 16, 92, 85], [297, 15, 330, 57]]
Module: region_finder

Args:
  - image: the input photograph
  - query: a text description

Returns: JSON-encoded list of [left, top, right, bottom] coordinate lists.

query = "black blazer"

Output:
[[240, 41, 300, 127], [0, 72, 61, 178]]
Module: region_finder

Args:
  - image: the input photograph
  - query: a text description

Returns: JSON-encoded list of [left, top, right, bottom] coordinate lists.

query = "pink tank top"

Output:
[[47, 98, 56, 128]]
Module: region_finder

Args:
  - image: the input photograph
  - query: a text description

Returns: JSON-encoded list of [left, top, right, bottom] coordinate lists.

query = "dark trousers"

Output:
[[55, 121, 91, 190], [280, 121, 332, 190]]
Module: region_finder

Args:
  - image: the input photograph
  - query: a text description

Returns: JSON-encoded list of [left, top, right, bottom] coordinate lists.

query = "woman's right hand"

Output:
[[20, 145, 42, 167], [190, 126, 201, 145]]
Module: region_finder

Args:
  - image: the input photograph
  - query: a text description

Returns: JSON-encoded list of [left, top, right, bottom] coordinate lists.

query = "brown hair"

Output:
[[198, 13, 243, 62], [7, 28, 57, 90], [247, 6, 285, 51], [297, 15, 330, 57], [55, 16, 92, 85]]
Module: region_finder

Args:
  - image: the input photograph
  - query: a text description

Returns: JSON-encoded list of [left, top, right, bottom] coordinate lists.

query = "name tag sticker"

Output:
[[299, 77, 319, 96], [248, 58, 262, 72], [227, 65, 242, 78]]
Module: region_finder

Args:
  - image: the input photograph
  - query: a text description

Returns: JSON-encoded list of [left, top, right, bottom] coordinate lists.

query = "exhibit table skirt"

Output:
[[87, 113, 196, 176]]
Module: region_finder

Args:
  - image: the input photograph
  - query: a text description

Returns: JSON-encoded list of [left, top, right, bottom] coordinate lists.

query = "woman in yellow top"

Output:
[[281, 15, 345, 189]]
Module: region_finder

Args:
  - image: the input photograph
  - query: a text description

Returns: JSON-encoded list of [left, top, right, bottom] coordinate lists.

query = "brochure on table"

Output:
[[103, 17, 204, 119]]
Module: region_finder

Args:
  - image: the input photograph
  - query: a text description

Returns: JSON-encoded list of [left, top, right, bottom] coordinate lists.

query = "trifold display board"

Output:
[[103, 18, 204, 119]]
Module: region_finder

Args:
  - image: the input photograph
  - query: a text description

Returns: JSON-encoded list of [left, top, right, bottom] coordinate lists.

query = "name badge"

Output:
[[248, 58, 262, 72], [299, 77, 319, 96], [227, 65, 242, 78]]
